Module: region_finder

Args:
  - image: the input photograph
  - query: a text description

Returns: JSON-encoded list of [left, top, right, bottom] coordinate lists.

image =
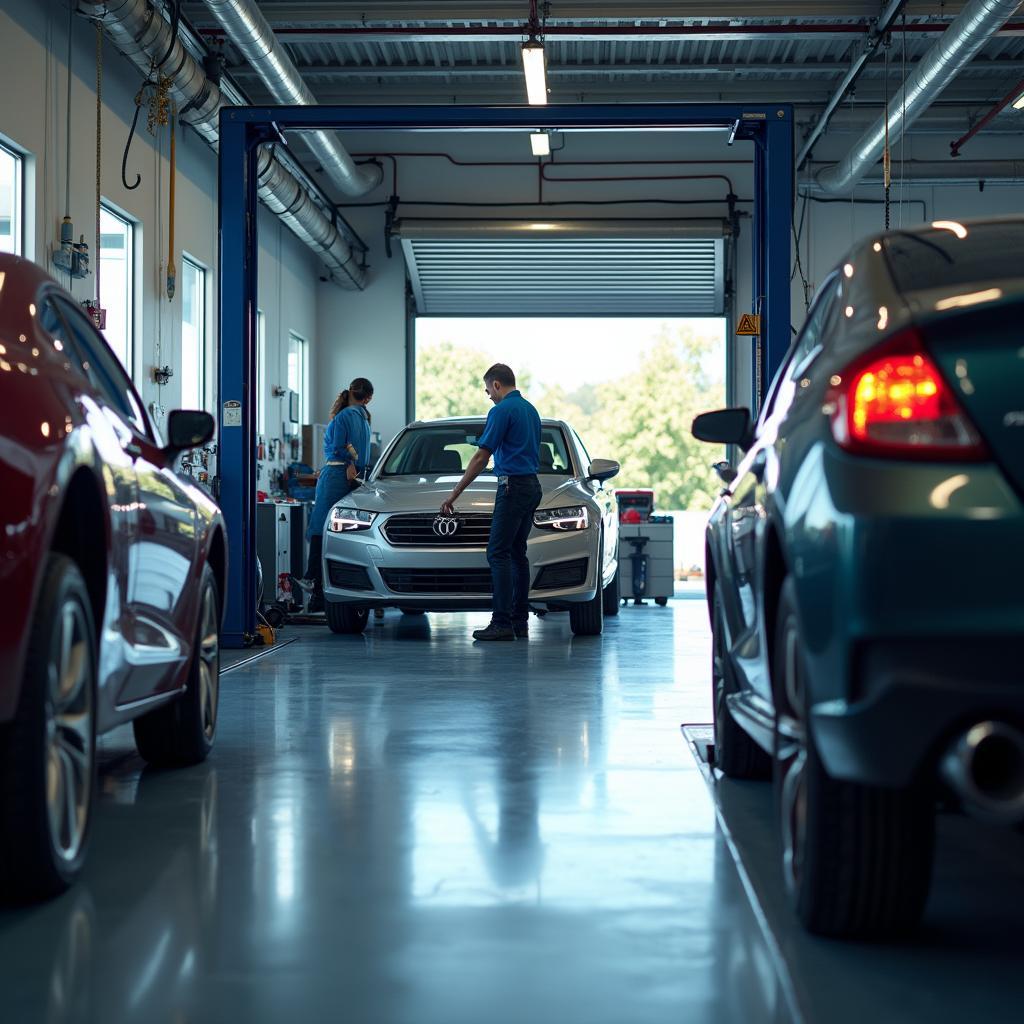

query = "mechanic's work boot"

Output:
[[512, 621, 529, 639], [472, 621, 515, 642]]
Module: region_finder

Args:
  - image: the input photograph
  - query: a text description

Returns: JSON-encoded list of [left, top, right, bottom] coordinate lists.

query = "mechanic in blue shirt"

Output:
[[299, 377, 374, 611], [441, 364, 542, 641]]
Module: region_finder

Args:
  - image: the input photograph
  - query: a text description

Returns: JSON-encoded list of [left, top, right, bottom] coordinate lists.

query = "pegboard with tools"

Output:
[[179, 442, 219, 495]]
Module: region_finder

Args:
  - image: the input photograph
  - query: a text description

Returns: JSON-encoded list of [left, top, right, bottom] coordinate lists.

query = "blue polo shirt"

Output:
[[323, 404, 371, 469], [476, 390, 541, 476]]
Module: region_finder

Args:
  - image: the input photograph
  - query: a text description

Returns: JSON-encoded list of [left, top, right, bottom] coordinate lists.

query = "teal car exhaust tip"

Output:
[[940, 721, 1024, 825]]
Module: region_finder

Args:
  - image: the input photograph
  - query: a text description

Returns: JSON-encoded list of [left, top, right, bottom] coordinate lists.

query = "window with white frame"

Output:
[[99, 205, 134, 372], [287, 331, 308, 426], [0, 143, 22, 255], [257, 309, 267, 433], [180, 256, 207, 410]]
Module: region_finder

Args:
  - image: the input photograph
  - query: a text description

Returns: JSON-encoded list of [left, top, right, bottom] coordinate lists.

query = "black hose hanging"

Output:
[[152, 0, 181, 70]]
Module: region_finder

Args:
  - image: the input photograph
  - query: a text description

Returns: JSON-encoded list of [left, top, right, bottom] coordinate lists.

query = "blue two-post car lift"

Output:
[[218, 103, 792, 647]]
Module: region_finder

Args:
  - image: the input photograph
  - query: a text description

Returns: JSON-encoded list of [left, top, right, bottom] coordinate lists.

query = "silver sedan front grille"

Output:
[[381, 512, 493, 548]]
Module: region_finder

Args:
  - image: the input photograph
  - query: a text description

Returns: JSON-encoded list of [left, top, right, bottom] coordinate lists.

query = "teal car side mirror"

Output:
[[692, 408, 753, 451]]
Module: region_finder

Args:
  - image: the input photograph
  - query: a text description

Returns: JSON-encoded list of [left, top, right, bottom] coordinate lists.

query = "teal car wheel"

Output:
[[711, 584, 770, 780], [772, 577, 936, 938]]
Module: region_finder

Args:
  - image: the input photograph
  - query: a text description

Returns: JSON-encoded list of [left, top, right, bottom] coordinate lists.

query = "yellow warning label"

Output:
[[736, 313, 761, 336]]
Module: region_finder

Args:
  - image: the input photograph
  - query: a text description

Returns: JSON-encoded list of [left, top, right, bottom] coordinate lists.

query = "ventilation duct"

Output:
[[808, 159, 1024, 187], [76, 0, 366, 288], [200, 0, 381, 198], [815, 0, 1022, 195]]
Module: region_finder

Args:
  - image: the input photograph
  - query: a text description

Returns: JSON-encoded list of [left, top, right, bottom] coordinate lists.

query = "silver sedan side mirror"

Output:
[[588, 459, 620, 483]]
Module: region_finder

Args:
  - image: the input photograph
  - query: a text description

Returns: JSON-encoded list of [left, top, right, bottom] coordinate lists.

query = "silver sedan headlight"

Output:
[[329, 507, 377, 532], [534, 505, 590, 531]]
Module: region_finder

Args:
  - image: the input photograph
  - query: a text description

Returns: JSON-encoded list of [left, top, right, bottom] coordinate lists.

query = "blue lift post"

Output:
[[756, 113, 795, 403], [217, 103, 792, 647]]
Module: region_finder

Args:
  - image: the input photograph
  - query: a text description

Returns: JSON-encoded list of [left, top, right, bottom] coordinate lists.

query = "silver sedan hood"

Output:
[[343, 474, 586, 514]]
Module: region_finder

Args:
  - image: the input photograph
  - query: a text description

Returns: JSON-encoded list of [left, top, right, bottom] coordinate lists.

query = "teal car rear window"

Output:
[[883, 221, 1024, 295]]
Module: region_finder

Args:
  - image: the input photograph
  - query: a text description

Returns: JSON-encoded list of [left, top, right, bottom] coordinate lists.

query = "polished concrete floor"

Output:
[[684, 726, 1024, 1024], [0, 587, 797, 1024]]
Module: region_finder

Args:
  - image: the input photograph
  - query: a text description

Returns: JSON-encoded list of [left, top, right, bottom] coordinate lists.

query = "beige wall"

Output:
[[0, 0, 319, 453]]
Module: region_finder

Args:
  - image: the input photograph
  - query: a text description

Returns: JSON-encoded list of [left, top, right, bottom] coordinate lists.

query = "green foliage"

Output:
[[416, 326, 723, 509], [415, 341, 532, 420], [414, 341, 490, 420]]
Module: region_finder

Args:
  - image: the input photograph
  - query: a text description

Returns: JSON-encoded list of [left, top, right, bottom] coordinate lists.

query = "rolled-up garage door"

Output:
[[396, 219, 725, 317]]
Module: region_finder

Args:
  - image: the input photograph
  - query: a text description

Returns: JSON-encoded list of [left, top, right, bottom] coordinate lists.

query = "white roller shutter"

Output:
[[397, 219, 725, 316]]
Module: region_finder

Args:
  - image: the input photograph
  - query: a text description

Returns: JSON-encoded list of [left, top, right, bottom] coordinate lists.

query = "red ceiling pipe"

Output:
[[950, 75, 1024, 156]]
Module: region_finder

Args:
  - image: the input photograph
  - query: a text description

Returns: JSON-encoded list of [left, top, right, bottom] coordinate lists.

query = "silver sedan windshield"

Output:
[[381, 424, 575, 476]]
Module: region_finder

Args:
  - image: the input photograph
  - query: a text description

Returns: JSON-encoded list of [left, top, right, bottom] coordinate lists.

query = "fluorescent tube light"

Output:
[[521, 41, 547, 105], [530, 132, 550, 156], [1013, 91, 1024, 110]]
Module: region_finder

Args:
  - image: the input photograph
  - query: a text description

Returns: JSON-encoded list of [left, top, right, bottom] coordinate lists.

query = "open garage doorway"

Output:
[[414, 315, 726, 579], [218, 104, 793, 643]]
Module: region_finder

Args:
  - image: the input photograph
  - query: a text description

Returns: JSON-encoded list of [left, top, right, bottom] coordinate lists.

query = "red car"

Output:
[[0, 254, 227, 900]]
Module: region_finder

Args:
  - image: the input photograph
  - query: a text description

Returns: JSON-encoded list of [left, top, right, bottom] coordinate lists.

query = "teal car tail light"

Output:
[[329, 507, 377, 532], [829, 329, 987, 460], [534, 506, 590, 531]]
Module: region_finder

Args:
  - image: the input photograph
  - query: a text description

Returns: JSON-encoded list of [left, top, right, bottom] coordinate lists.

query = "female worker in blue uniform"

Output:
[[301, 377, 374, 610]]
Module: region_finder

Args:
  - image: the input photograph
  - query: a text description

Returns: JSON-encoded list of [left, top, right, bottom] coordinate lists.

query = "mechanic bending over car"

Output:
[[298, 377, 374, 612], [441, 364, 542, 642]]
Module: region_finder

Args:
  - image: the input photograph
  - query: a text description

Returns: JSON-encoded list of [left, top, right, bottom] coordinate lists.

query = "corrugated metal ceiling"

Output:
[[271, 25, 1024, 80]]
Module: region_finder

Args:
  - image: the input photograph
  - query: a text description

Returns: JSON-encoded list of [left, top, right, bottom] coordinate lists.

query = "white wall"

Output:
[[0, 0, 319, 455], [792, 129, 1024, 324], [257, 207, 320, 480], [316, 206, 409, 446], [314, 123, 1022, 432], [316, 128, 757, 442]]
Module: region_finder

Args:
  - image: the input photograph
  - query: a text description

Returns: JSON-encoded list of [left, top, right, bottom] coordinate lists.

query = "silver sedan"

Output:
[[320, 418, 621, 636]]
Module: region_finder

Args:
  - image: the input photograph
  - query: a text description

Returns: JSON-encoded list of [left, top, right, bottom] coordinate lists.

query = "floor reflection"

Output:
[[0, 593, 795, 1024], [1, 756, 218, 1023]]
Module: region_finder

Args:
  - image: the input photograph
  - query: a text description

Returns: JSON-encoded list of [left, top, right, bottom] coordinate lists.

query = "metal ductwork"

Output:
[[77, 0, 366, 288], [815, 0, 1023, 195], [808, 158, 1024, 186], [199, 0, 382, 197]]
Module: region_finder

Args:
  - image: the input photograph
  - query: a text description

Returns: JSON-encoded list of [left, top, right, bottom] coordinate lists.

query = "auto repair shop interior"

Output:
[[1, 1, 1024, 1022]]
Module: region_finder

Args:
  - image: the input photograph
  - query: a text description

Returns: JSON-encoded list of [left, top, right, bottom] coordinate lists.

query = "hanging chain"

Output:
[[147, 74, 173, 135], [899, 13, 907, 228], [883, 33, 891, 231], [95, 23, 102, 307]]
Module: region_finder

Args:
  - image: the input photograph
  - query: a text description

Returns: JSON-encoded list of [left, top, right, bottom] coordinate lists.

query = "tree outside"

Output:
[[415, 322, 724, 511]]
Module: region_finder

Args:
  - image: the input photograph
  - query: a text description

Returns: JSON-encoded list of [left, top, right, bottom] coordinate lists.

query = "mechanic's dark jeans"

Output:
[[306, 467, 357, 584], [488, 475, 543, 628]]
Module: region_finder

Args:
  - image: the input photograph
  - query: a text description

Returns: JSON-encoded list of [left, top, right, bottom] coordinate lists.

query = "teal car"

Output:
[[693, 218, 1024, 939]]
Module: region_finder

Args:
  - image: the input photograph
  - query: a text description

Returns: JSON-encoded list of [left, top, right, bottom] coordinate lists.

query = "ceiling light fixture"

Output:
[[522, 1, 549, 105], [530, 131, 550, 156], [1014, 91, 1024, 110]]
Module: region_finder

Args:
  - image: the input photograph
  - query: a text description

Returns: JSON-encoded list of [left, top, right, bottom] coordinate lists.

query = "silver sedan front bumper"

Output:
[[322, 512, 601, 609]]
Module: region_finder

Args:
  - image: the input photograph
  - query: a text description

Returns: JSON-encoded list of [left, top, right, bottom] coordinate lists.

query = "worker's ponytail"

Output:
[[330, 377, 374, 420], [330, 389, 350, 419]]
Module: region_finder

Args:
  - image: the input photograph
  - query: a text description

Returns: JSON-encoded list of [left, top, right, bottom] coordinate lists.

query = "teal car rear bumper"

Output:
[[789, 448, 1024, 786]]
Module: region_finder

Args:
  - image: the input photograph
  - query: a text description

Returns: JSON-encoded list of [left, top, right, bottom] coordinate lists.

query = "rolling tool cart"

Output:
[[256, 500, 309, 625], [615, 489, 674, 606]]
